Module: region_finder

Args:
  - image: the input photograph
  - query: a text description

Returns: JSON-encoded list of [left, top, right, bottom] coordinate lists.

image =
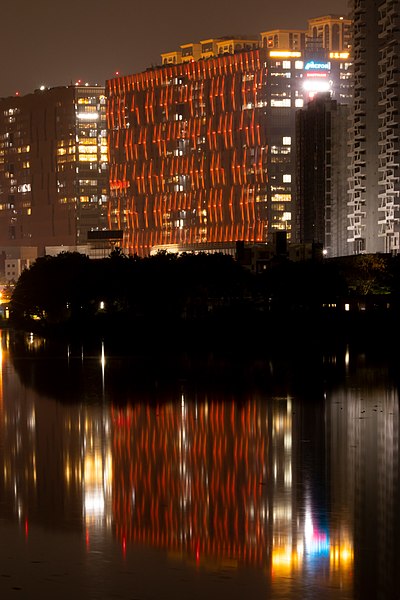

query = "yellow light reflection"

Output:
[[0, 334, 4, 406], [330, 542, 354, 569], [272, 546, 303, 575]]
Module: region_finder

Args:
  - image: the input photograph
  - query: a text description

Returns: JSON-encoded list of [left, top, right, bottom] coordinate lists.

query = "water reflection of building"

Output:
[[82, 407, 113, 541], [0, 333, 113, 537], [326, 361, 399, 598], [326, 379, 354, 589], [0, 332, 37, 527], [6, 334, 400, 596], [270, 397, 299, 575], [112, 395, 304, 574], [112, 398, 270, 563], [110, 393, 354, 587]]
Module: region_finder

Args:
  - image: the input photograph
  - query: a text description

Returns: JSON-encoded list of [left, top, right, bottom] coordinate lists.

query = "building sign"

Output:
[[304, 61, 331, 71]]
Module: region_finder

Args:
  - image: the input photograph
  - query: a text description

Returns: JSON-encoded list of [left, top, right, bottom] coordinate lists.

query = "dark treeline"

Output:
[[8, 250, 400, 352]]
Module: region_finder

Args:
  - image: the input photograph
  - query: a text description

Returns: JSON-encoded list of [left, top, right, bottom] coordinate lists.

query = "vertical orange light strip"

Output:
[[210, 152, 215, 187]]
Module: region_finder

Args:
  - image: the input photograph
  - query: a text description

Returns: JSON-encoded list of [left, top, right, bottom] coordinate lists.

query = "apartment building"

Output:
[[0, 85, 109, 255]]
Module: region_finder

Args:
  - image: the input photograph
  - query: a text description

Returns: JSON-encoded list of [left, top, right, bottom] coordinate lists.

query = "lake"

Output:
[[0, 330, 398, 599]]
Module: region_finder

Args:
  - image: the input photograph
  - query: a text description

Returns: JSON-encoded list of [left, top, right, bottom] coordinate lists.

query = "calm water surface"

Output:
[[0, 331, 398, 600]]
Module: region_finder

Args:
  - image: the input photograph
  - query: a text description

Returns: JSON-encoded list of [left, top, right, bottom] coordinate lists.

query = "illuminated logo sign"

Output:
[[304, 61, 331, 71]]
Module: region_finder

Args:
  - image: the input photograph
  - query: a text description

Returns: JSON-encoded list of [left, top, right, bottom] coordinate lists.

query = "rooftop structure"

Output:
[[307, 15, 352, 52]]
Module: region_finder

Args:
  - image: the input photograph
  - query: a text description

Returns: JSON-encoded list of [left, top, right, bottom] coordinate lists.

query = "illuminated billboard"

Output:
[[304, 61, 331, 71]]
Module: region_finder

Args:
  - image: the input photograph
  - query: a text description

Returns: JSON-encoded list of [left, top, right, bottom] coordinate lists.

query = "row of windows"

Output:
[[270, 60, 304, 69], [270, 99, 304, 107], [77, 95, 106, 105]]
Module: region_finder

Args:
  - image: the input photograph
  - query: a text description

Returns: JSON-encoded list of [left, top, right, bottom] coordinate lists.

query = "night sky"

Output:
[[1, 0, 348, 98]]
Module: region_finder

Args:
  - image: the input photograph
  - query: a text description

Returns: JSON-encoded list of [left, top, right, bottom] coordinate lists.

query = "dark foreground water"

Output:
[[0, 330, 399, 600]]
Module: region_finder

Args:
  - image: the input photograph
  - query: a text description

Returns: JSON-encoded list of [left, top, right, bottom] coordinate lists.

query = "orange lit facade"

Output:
[[107, 48, 304, 256], [107, 15, 352, 257]]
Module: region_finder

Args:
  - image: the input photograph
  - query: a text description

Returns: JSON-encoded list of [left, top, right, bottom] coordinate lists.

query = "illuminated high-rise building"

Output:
[[291, 15, 352, 256], [296, 94, 350, 256], [107, 17, 351, 257], [107, 48, 306, 255], [0, 85, 109, 255], [301, 16, 353, 106], [348, 0, 400, 253]]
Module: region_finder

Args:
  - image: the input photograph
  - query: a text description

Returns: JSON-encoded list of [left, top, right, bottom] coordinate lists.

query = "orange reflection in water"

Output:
[[0, 340, 356, 591], [112, 399, 271, 565], [110, 396, 354, 584]]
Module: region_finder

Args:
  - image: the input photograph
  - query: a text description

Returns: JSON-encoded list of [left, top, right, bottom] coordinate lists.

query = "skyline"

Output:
[[1, 0, 348, 98]]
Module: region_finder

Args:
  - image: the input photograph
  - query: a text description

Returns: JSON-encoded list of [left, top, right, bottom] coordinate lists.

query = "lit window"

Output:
[[271, 223, 286, 230], [77, 112, 99, 121], [283, 137, 291, 145], [79, 155, 97, 162], [272, 194, 291, 202], [271, 99, 291, 107], [18, 183, 31, 193], [295, 61, 304, 69], [295, 99, 304, 107], [283, 174, 291, 183], [282, 61, 291, 69], [78, 145, 97, 153]]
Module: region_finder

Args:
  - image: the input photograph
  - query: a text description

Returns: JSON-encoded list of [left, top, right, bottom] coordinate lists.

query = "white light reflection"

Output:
[[84, 490, 105, 516], [101, 342, 105, 395], [304, 507, 314, 546]]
